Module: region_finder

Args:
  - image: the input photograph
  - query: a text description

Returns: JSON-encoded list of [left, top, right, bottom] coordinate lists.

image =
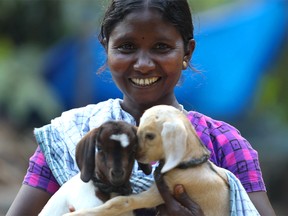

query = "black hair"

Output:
[[99, 0, 194, 52]]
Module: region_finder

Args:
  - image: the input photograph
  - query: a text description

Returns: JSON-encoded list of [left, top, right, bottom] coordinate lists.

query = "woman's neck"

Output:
[[120, 96, 183, 125]]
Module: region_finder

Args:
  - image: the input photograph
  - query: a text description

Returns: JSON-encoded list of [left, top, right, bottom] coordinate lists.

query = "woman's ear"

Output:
[[184, 39, 196, 63], [101, 37, 108, 52]]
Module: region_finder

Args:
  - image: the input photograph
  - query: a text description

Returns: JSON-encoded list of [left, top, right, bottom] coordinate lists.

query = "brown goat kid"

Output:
[[39, 120, 151, 216]]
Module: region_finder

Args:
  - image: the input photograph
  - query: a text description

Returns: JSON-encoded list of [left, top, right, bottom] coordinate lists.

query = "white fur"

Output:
[[39, 173, 103, 216], [64, 105, 230, 216], [110, 133, 129, 148]]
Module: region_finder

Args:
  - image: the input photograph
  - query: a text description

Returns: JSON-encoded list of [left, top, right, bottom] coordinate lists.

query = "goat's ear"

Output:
[[160, 120, 187, 173], [138, 162, 152, 175], [76, 128, 98, 182]]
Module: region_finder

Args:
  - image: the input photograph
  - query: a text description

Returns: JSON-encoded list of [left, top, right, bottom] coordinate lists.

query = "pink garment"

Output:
[[23, 146, 60, 194]]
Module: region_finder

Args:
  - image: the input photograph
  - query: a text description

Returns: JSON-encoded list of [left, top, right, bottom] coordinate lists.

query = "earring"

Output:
[[182, 61, 187, 69]]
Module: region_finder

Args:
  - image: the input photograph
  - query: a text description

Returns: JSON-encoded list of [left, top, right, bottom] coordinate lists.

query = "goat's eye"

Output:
[[145, 133, 155, 140], [96, 145, 102, 152]]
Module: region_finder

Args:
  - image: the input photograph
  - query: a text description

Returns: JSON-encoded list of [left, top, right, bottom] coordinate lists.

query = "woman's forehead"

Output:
[[109, 8, 180, 40]]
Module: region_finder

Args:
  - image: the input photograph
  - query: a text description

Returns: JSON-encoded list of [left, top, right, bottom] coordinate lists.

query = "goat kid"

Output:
[[64, 105, 231, 216], [39, 120, 151, 216]]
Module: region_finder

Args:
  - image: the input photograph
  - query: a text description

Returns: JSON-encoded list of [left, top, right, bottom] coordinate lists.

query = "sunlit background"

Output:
[[0, 0, 287, 215]]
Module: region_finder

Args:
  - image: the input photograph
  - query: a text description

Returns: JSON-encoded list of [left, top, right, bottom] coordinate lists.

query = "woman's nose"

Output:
[[133, 51, 155, 73]]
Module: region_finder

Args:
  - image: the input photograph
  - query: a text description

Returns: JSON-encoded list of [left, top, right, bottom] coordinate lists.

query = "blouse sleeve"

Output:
[[210, 123, 266, 193], [188, 111, 266, 193], [23, 146, 60, 194]]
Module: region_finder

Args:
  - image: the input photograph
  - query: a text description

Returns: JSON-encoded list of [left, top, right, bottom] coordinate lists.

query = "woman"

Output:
[[7, 0, 275, 215]]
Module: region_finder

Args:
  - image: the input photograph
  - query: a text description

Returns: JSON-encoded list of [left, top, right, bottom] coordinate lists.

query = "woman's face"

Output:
[[107, 8, 191, 107]]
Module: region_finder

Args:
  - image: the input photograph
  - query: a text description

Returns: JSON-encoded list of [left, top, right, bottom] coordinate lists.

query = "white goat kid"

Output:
[[39, 120, 151, 216]]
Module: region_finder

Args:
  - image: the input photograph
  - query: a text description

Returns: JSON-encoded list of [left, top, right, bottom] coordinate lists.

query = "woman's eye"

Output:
[[117, 43, 136, 53], [154, 43, 171, 52]]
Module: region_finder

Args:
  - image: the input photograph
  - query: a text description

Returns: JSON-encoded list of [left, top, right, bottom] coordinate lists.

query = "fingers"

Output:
[[154, 160, 164, 182], [155, 174, 183, 215], [156, 204, 169, 216], [155, 170, 204, 216], [174, 185, 192, 207], [155, 174, 175, 206], [174, 185, 204, 216], [156, 181, 190, 216], [68, 205, 75, 212]]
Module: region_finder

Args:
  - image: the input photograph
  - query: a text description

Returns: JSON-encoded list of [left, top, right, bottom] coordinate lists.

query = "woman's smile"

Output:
[[130, 77, 161, 87]]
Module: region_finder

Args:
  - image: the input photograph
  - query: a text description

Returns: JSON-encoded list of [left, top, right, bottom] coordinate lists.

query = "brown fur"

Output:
[[76, 121, 137, 186]]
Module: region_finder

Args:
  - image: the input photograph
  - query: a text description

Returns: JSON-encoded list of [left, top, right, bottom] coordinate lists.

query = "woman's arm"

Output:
[[6, 184, 52, 216], [248, 191, 276, 216], [6, 145, 60, 216]]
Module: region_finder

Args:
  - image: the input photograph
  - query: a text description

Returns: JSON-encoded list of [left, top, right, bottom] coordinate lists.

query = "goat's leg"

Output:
[[63, 184, 163, 216]]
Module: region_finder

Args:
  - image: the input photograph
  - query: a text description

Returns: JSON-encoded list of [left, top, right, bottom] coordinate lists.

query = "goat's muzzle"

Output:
[[109, 168, 127, 186]]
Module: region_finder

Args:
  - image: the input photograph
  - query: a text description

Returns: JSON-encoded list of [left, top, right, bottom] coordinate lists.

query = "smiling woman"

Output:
[[7, 1, 276, 216], [104, 8, 194, 118]]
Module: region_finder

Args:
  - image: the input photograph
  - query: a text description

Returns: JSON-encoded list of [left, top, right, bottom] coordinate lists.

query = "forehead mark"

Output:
[[110, 133, 130, 148]]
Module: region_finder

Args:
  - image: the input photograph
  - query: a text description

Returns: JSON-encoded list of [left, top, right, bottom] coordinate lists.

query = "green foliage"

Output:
[[0, 0, 106, 47], [188, 0, 233, 12], [0, 0, 63, 47], [0, 0, 105, 127], [254, 42, 288, 122], [0, 40, 63, 126]]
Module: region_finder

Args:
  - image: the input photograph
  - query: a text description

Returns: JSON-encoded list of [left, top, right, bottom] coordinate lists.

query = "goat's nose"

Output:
[[133, 51, 155, 73], [111, 169, 124, 178]]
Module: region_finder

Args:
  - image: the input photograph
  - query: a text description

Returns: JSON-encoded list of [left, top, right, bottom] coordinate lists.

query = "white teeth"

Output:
[[131, 77, 159, 86]]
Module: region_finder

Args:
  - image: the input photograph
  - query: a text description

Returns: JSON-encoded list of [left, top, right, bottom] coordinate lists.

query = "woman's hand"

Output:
[[154, 164, 204, 216], [69, 205, 75, 212]]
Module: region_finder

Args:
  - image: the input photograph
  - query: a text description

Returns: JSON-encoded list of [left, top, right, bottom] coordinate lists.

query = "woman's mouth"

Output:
[[130, 77, 160, 86]]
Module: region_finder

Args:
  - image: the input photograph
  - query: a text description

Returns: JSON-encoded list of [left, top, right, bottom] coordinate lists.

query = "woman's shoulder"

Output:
[[186, 110, 240, 134], [49, 98, 124, 129], [58, 98, 119, 119], [186, 110, 252, 161]]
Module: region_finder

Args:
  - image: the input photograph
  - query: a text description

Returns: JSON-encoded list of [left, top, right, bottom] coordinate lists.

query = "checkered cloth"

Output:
[[34, 99, 137, 185], [28, 98, 265, 197], [225, 169, 260, 215]]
